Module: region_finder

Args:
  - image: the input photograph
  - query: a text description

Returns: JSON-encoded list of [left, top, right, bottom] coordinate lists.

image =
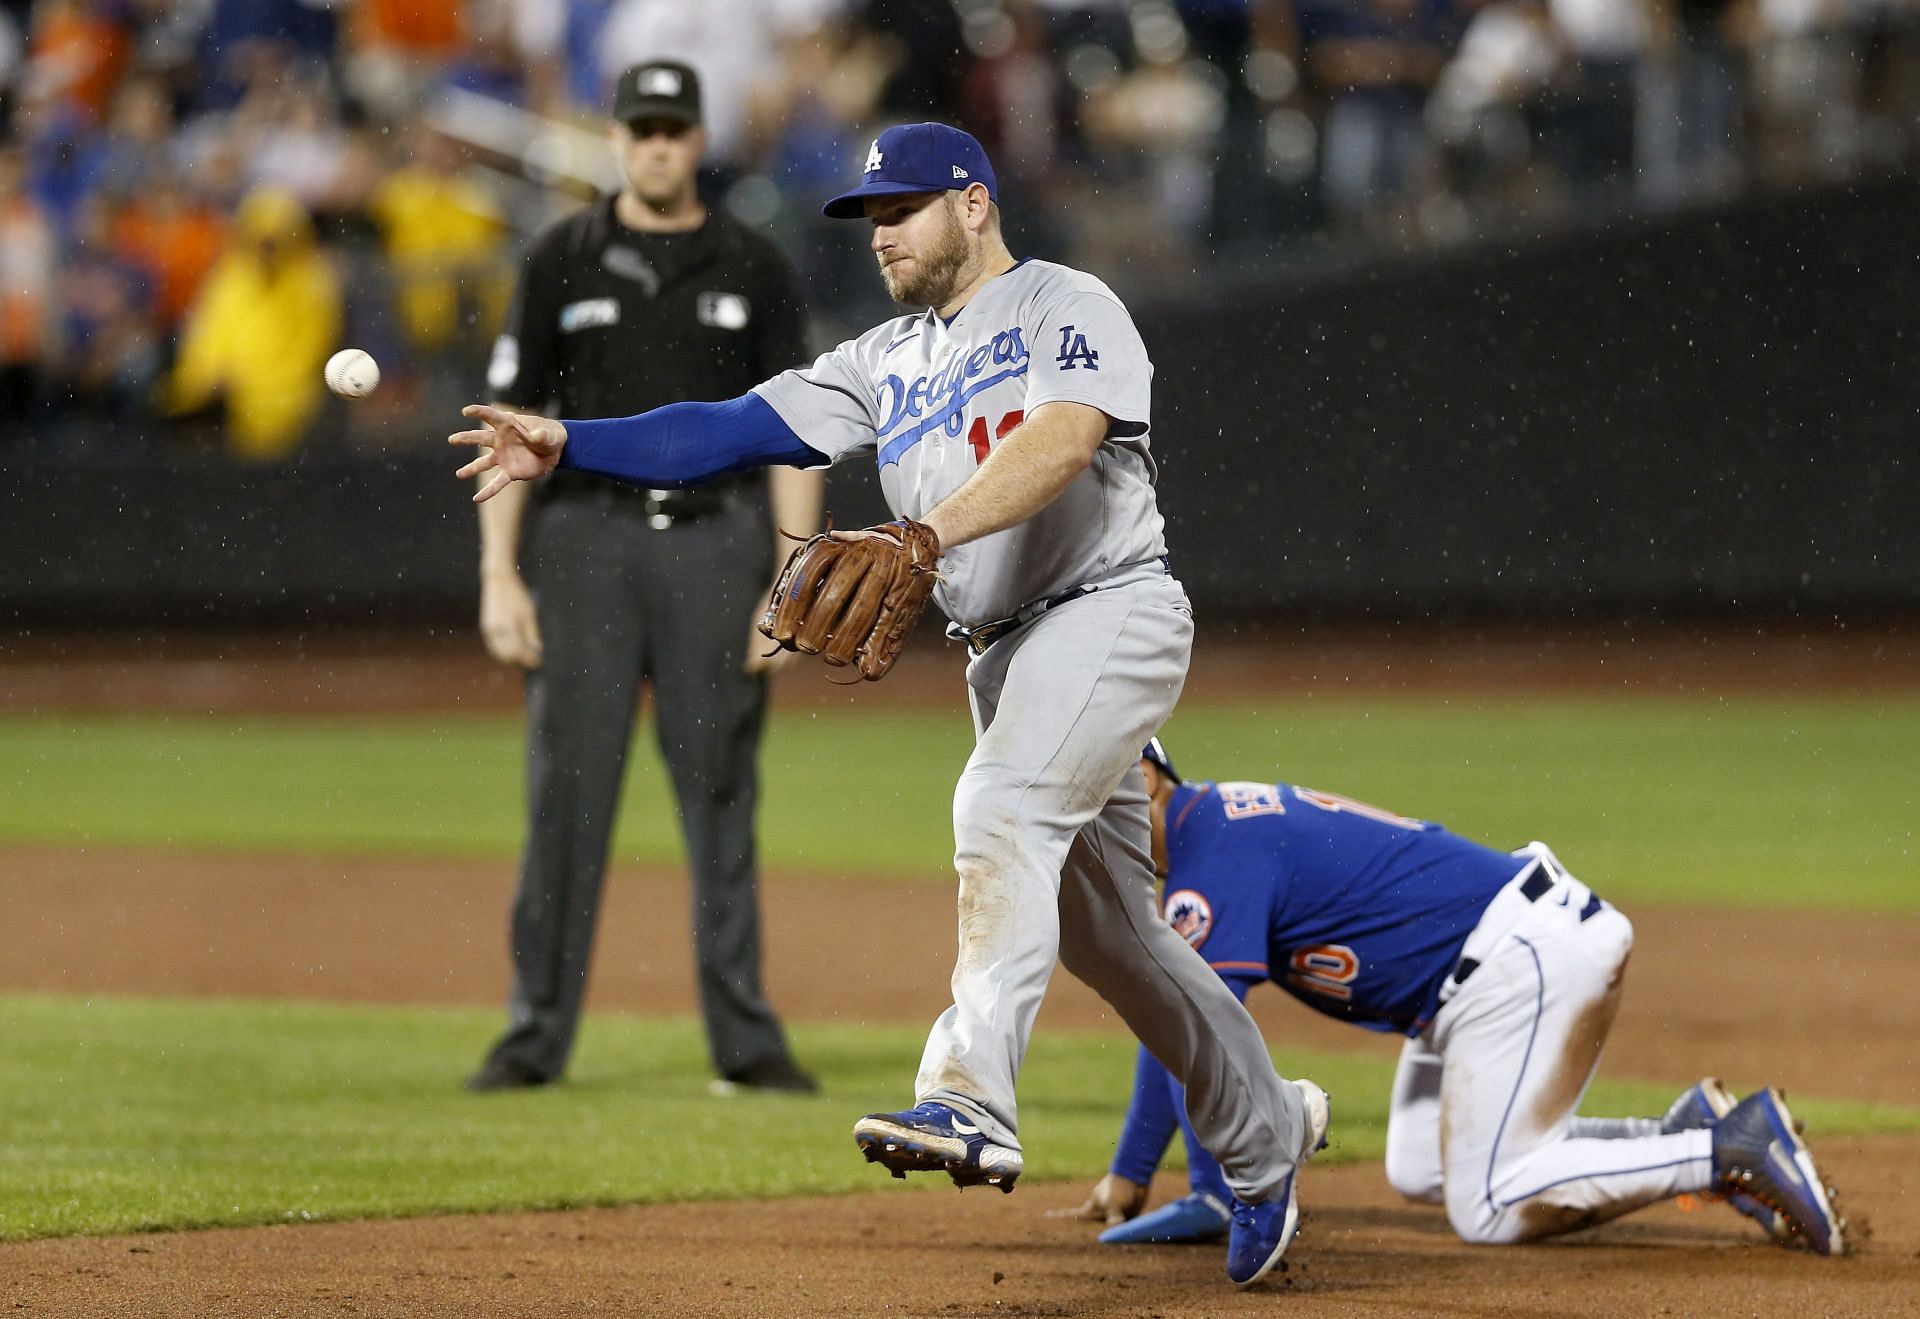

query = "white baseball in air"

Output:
[[324, 348, 381, 399]]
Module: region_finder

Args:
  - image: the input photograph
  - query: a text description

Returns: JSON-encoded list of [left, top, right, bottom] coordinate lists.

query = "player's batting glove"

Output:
[[758, 518, 940, 681]]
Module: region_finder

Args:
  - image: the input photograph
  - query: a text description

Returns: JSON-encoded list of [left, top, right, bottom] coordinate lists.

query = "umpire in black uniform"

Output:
[[466, 59, 822, 1095]]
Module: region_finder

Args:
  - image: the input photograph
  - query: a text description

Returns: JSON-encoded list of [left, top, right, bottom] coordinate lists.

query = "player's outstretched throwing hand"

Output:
[[450, 404, 570, 502]]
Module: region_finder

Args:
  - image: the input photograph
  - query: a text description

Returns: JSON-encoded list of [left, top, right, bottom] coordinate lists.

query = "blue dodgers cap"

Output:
[[822, 122, 998, 219]]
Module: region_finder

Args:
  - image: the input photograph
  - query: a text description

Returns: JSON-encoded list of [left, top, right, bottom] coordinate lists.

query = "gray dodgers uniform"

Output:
[[755, 260, 1311, 1202]]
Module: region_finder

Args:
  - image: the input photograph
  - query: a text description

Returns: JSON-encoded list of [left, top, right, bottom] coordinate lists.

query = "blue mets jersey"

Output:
[[1161, 781, 1527, 1036]]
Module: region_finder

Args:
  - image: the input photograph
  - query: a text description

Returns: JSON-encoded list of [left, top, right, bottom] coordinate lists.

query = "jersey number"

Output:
[[1286, 944, 1360, 1002], [967, 409, 1023, 465]]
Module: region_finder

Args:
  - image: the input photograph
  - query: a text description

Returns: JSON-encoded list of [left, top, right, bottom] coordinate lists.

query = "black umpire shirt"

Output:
[[488, 197, 810, 504]]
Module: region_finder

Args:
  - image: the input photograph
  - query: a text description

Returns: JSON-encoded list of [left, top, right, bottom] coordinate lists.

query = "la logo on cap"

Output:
[[865, 139, 883, 173], [638, 67, 681, 96]]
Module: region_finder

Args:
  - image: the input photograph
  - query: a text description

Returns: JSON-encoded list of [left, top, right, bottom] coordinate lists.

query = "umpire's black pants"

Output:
[[482, 482, 792, 1081]]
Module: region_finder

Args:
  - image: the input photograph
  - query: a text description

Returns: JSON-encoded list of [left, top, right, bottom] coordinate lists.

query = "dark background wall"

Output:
[[6, 178, 1913, 628], [1150, 175, 1916, 618]]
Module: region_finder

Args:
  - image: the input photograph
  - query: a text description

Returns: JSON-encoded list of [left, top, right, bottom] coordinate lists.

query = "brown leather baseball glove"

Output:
[[758, 519, 941, 681]]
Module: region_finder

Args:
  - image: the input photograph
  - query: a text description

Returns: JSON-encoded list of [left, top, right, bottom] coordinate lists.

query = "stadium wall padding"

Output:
[[7, 177, 1913, 627]]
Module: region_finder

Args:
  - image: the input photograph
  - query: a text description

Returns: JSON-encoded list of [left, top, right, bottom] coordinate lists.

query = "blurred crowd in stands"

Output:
[[4, 0, 1916, 462]]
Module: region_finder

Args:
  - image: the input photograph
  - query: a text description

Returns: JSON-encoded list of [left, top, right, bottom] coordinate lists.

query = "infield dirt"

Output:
[[3, 626, 1917, 1314], [4, 849, 1919, 1315]]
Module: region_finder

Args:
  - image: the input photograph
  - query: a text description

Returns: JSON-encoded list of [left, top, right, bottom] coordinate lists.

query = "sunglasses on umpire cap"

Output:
[[821, 122, 997, 219], [1142, 738, 1180, 784]]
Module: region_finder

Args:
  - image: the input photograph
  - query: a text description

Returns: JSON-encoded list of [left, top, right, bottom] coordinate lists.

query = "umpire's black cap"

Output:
[[613, 60, 702, 126], [1141, 737, 1180, 784]]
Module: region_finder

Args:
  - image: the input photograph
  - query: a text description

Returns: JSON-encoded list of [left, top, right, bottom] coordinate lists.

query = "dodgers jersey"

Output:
[[1162, 781, 1529, 1036], [752, 259, 1167, 629]]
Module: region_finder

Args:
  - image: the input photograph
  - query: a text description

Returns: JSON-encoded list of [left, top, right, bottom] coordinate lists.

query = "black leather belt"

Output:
[[955, 557, 1173, 657], [634, 487, 726, 529], [1450, 863, 1603, 988], [547, 476, 733, 528], [959, 586, 1096, 656]]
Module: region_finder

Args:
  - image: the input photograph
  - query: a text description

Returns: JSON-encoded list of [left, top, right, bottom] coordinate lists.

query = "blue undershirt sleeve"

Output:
[[554, 392, 824, 489], [1110, 1042, 1180, 1186]]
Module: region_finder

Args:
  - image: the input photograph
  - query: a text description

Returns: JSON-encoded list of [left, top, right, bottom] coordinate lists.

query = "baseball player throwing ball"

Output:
[[1062, 740, 1848, 1255], [450, 123, 1325, 1287]]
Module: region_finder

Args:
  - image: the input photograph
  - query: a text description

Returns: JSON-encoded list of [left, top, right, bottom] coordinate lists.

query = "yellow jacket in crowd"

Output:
[[164, 188, 342, 460], [370, 163, 508, 352]]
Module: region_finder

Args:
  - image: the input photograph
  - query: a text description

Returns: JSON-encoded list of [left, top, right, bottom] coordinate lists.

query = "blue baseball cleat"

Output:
[[1099, 1193, 1231, 1245], [1227, 1174, 1299, 1287], [1225, 1078, 1329, 1288], [853, 1101, 1023, 1192], [1662, 1077, 1790, 1243], [1711, 1087, 1848, 1255], [1661, 1076, 1737, 1135]]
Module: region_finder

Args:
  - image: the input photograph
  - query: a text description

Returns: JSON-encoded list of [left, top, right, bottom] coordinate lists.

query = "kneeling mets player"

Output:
[[1062, 741, 1848, 1257]]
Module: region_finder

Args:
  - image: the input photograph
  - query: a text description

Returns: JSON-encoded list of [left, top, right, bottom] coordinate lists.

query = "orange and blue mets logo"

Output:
[[1164, 889, 1213, 950]]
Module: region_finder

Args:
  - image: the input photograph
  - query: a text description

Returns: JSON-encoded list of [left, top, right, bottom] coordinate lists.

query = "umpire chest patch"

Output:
[[559, 297, 620, 333], [698, 291, 751, 331]]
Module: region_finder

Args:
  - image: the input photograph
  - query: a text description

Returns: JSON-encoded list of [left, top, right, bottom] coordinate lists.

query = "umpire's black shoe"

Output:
[[464, 1057, 552, 1093], [710, 1056, 819, 1096]]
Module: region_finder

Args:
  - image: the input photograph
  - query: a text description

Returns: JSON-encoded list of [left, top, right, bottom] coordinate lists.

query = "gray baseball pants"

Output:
[[915, 573, 1310, 1204]]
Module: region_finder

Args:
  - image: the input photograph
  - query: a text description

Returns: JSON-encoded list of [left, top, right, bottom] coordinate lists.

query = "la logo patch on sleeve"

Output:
[[1164, 889, 1213, 950], [1055, 325, 1099, 370]]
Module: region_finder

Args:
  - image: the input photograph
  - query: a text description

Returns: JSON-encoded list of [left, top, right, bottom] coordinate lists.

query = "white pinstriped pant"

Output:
[[1384, 870, 1715, 1242]]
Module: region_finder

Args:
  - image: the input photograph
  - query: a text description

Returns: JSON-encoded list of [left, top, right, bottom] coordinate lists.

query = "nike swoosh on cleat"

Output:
[[1768, 1143, 1807, 1188], [950, 1115, 981, 1135]]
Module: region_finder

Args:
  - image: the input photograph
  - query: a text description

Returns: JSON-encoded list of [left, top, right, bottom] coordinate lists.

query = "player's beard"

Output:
[[879, 198, 969, 307]]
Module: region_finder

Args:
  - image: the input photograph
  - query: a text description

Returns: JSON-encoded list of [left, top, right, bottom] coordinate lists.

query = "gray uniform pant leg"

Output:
[[913, 575, 1308, 1201], [487, 494, 648, 1079], [1057, 772, 1308, 1205], [642, 502, 791, 1077]]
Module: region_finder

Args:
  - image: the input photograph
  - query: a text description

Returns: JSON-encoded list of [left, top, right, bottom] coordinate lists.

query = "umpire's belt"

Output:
[[955, 586, 1097, 656], [548, 471, 736, 526], [1447, 846, 1604, 991], [632, 486, 726, 530]]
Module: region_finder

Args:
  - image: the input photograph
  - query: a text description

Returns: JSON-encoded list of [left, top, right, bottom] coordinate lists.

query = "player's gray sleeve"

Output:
[[751, 340, 880, 466], [1023, 290, 1153, 437]]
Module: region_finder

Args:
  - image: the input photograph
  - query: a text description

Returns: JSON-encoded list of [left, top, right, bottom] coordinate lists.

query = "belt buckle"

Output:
[[642, 490, 674, 530]]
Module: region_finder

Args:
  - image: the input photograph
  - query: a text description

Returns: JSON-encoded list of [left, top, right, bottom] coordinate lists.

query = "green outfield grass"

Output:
[[2, 993, 1913, 1243], [1, 695, 1914, 907]]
